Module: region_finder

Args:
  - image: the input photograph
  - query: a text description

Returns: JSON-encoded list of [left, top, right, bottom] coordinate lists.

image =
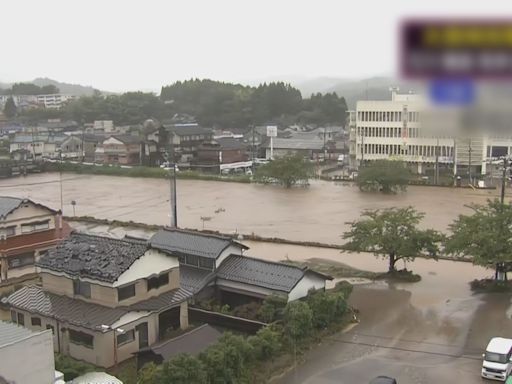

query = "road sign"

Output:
[[266, 126, 277, 137]]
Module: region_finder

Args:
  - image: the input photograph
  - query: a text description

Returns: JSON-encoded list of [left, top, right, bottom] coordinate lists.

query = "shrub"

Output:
[[161, 354, 207, 384], [248, 325, 283, 361], [283, 301, 313, 343], [54, 354, 96, 381], [306, 290, 347, 329], [258, 294, 287, 323]]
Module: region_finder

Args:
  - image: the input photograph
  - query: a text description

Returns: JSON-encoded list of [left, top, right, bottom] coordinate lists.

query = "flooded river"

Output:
[[0, 172, 501, 244]]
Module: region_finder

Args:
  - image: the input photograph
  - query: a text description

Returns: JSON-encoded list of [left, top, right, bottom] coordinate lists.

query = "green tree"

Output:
[[161, 354, 207, 384], [283, 301, 313, 342], [254, 154, 315, 188], [137, 362, 163, 384], [446, 199, 512, 281], [343, 207, 443, 273], [3, 97, 17, 118], [248, 325, 282, 361], [357, 160, 411, 193]]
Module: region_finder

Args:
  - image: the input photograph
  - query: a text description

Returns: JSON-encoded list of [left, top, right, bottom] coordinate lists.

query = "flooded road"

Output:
[[0, 172, 501, 244]]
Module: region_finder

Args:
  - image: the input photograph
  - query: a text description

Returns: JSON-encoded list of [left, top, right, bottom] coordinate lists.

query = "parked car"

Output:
[[482, 337, 512, 381], [370, 377, 397, 384]]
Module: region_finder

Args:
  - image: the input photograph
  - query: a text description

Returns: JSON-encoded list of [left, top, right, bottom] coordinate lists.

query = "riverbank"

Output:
[[65, 215, 473, 264], [43, 162, 251, 183]]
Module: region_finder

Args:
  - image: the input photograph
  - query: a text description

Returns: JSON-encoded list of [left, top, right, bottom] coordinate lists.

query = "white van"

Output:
[[482, 337, 512, 381]]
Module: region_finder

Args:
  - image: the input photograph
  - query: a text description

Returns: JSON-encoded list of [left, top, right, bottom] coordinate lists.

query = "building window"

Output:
[[73, 280, 91, 298], [8, 252, 35, 269], [199, 257, 214, 270], [186, 254, 199, 267], [147, 273, 169, 290], [46, 324, 55, 334], [21, 220, 50, 234], [17, 313, 25, 326], [31, 317, 41, 326], [10, 310, 16, 323], [116, 329, 135, 346], [3, 226, 15, 237], [69, 329, 94, 348], [117, 284, 136, 301]]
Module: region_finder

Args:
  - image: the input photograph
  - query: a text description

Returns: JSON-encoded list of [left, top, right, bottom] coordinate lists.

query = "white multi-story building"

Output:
[[349, 89, 512, 177], [0, 94, 75, 109]]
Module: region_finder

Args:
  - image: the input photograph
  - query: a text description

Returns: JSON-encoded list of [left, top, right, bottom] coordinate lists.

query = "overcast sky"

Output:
[[2, 0, 511, 92]]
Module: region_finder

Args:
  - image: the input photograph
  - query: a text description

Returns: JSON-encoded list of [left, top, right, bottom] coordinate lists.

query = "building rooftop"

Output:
[[3, 285, 127, 330], [150, 228, 248, 260], [262, 138, 324, 150], [216, 255, 332, 293], [164, 125, 213, 136], [0, 197, 58, 220], [179, 265, 215, 293], [37, 233, 148, 283], [0, 320, 46, 347], [108, 135, 143, 145]]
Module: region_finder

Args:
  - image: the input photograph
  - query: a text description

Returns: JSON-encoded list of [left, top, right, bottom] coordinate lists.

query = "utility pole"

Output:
[[166, 129, 177, 228], [323, 128, 327, 161], [435, 137, 439, 185], [468, 138, 472, 186], [251, 125, 255, 173], [501, 157, 508, 204]]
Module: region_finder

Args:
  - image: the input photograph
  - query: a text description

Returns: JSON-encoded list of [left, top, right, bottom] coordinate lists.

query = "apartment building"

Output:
[[2, 233, 190, 367], [0, 197, 69, 284], [0, 94, 75, 109]]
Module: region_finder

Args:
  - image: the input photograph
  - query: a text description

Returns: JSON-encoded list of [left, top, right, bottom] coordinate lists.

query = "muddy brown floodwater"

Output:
[[0, 172, 502, 244]]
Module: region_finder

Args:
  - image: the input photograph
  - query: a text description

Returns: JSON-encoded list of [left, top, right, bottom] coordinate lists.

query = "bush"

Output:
[[258, 294, 287, 323], [248, 325, 283, 361], [54, 354, 96, 381], [470, 278, 512, 292], [161, 354, 207, 384], [307, 290, 348, 329], [231, 301, 262, 320], [375, 269, 421, 282]]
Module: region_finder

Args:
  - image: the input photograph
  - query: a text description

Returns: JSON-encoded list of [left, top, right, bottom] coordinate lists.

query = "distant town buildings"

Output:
[[0, 94, 76, 110]]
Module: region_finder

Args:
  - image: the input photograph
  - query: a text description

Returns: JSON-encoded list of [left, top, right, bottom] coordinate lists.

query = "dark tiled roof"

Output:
[[4, 285, 126, 330], [164, 126, 213, 136], [140, 324, 222, 361], [180, 265, 215, 293], [262, 138, 324, 150], [216, 137, 247, 150], [110, 135, 142, 144], [150, 228, 248, 260], [37, 233, 148, 283], [216, 255, 330, 293], [129, 287, 192, 311]]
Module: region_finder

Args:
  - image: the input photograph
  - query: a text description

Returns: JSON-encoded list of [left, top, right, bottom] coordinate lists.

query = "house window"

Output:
[[116, 329, 135, 346], [21, 220, 50, 233], [199, 257, 214, 270], [186, 254, 198, 267], [3, 226, 15, 237], [31, 317, 41, 326], [10, 310, 16, 323], [69, 329, 94, 348], [8, 252, 35, 269], [17, 313, 24, 326], [147, 273, 169, 290], [117, 284, 136, 301], [46, 324, 55, 334], [73, 280, 91, 298]]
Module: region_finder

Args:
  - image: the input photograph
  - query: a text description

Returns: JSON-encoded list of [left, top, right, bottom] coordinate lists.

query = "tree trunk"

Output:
[[389, 253, 396, 273], [496, 262, 507, 282]]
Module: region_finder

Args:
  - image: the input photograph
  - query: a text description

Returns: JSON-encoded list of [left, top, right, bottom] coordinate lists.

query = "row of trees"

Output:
[[10, 79, 347, 127], [344, 199, 512, 282], [139, 287, 350, 384]]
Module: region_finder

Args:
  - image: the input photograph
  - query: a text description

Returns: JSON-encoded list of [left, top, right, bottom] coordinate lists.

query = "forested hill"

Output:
[[13, 79, 348, 127], [159, 79, 347, 127]]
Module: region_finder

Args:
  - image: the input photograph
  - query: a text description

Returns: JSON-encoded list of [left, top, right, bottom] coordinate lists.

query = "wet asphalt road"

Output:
[[278, 286, 512, 384]]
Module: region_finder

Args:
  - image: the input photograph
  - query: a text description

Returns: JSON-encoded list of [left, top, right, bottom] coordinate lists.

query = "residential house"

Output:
[[60, 134, 104, 161], [0, 321, 57, 384], [195, 137, 249, 173], [150, 228, 332, 306], [9, 133, 67, 159], [161, 125, 214, 163], [243, 126, 287, 158], [263, 137, 325, 160], [0, 197, 69, 284], [93, 120, 114, 133], [1, 232, 191, 367], [100, 135, 143, 165]]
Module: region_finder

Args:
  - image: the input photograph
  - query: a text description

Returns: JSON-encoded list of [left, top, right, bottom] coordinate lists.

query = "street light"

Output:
[[100, 325, 125, 368]]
